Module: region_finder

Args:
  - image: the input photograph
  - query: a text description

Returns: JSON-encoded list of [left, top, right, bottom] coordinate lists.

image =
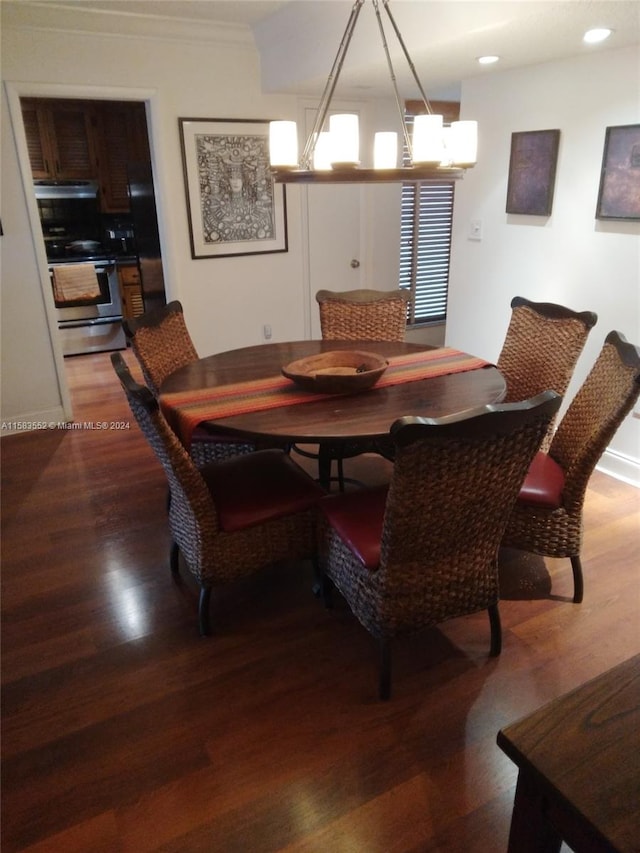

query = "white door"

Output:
[[303, 107, 363, 339]]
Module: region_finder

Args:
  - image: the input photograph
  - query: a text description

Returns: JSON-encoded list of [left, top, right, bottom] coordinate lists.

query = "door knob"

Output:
[[350, 259, 360, 268]]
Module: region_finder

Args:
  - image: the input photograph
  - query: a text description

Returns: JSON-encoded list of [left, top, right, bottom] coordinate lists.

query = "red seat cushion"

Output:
[[517, 451, 565, 509], [202, 449, 325, 532], [319, 486, 389, 571]]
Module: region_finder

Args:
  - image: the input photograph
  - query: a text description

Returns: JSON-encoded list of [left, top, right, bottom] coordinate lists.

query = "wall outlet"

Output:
[[263, 324, 272, 340]]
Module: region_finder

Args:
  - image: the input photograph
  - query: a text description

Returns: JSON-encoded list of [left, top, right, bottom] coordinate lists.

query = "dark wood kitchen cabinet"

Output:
[[22, 98, 151, 213], [21, 98, 98, 180], [93, 102, 150, 213]]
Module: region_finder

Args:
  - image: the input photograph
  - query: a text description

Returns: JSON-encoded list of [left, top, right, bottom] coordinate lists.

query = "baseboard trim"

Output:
[[1, 406, 68, 437], [597, 448, 640, 488]]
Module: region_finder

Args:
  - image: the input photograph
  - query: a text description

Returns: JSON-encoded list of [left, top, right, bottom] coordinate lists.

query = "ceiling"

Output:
[[7, 1, 640, 101]]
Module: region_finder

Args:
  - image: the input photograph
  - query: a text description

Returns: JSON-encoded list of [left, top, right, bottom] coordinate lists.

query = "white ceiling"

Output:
[[7, 1, 640, 101]]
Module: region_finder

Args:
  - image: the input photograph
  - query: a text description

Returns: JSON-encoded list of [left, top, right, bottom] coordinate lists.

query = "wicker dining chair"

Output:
[[497, 296, 597, 449], [318, 390, 562, 700], [502, 330, 640, 604], [306, 288, 410, 490], [316, 288, 410, 342], [123, 300, 255, 466], [111, 352, 324, 635]]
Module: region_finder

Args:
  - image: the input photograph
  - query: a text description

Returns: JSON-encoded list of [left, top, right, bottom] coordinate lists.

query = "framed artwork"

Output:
[[506, 129, 561, 216], [178, 118, 288, 259], [595, 124, 640, 221]]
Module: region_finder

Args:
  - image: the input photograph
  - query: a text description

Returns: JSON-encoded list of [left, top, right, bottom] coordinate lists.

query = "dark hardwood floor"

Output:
[[2, 350, 639, 853]]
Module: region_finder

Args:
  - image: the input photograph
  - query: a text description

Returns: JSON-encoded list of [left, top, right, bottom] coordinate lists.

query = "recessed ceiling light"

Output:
[[477, 55, 500, 65], [583, 28, 613, 44]]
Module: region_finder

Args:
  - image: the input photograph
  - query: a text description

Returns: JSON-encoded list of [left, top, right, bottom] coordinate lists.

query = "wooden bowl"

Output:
[[282, 350, 388, 394]]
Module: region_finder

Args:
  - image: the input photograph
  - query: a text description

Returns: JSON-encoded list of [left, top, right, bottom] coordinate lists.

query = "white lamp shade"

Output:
[[269, 121, 298, 167], [374, 132, 398, 169], [412, 114, 444, 164], [313, 132, 333, 170], [329, 114, 359, 165], [449, 120, 478, 167]]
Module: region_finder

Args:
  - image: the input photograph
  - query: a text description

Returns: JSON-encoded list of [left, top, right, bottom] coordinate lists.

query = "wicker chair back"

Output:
[[316, 289, 409, 342], [123, 300, 198, 396], [309, 289, 410, 489], [551, 331, 640, 511], [503, 331, 640, 602], [320, 391, 562, 697], [497, 296, 596, 449], [375, 392, 561, 632], [123, 301, 254, 465]]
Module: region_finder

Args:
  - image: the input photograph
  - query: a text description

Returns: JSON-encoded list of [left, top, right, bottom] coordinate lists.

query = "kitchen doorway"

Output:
[[20, 95, 166, 357]]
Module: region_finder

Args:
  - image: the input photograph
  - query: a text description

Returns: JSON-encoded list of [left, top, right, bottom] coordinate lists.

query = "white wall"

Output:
[[447, 46, 640, 482]]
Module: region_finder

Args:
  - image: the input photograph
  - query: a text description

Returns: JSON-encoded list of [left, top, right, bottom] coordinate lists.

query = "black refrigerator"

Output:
[[127, 162, 166, 312]]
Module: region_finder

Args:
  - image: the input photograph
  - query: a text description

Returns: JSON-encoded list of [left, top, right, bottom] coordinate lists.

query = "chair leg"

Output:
[[337, 457, 345, 492], [570, 556, 584, 604], [198, 586, 212, 636], [170, 541, 180, 578], [379, 638, 391, 701], [488, 603, 502, 657]]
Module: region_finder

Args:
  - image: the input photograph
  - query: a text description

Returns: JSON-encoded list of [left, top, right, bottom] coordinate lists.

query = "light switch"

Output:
[[469, 219, 483, 241]]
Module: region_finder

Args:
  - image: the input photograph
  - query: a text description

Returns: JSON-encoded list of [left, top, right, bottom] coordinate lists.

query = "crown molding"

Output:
[[1, 1, 255, 47]]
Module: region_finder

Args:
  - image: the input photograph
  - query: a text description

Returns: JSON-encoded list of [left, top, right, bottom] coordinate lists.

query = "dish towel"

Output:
[[52, 264, 101, 303], [161, 348, 491, 450]]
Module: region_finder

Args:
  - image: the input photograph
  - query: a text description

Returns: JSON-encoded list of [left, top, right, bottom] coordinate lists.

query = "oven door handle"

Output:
[[59, 317, 123, 329], [49, 262, 116, 272]]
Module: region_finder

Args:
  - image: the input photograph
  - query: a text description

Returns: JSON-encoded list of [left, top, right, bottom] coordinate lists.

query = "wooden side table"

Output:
[[497, 654, 640, 852]]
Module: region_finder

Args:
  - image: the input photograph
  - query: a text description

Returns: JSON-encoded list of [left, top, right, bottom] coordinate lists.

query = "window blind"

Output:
[[399, 113, 455, 325]]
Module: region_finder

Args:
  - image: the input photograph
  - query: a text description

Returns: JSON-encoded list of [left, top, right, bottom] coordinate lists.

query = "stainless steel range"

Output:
[[48, 256, 124, 356], [35, 180, 126, 356]]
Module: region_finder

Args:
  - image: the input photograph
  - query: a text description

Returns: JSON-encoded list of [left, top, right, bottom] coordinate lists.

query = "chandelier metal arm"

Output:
[[269, 0, 477, 182], [300, 0, 365, 169], [382, 0, 433, 115], [372, 0, 413, 160]]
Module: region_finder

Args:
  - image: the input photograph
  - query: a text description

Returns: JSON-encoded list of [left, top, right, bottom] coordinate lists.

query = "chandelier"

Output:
[[269, 0, 478, 184]]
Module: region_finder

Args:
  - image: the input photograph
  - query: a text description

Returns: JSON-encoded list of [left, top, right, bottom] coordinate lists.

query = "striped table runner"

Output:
[[161, 347, 489, 448]]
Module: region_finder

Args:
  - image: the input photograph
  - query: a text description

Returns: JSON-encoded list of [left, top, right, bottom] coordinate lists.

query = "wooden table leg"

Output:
[[507, 772, 563, 853]]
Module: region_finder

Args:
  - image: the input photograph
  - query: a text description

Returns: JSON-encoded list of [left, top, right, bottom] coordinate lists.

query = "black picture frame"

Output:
[[178, 117, 288, 259], [506, 129, 561, 216], [595, 124, 640, 221]]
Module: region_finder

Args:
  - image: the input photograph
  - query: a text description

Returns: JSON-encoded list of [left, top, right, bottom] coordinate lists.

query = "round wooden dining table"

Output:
[[160, 340, 506, 456]]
